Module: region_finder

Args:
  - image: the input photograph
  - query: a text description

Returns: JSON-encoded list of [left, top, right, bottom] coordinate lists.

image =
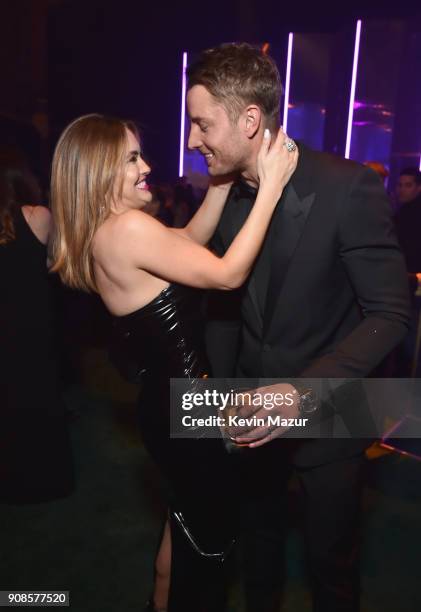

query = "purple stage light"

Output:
[[345, 20, 362, 159], [179, 52, 188, 178], [354, 101, 386, 110], [282, 33, 293, 132]]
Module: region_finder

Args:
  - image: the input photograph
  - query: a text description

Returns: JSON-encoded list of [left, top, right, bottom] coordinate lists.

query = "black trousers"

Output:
[[238, 443, 365, 612]]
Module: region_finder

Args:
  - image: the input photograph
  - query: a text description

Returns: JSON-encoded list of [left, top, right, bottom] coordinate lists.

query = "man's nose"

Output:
[[187, 125, 201, 150]]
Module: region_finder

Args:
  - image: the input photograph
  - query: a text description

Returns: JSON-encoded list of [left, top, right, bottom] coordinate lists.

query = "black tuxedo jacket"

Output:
[[207, 144, 411, 466]]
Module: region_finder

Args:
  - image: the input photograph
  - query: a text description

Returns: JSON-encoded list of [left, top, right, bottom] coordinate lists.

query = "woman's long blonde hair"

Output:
[[50, 114, 138, 292]]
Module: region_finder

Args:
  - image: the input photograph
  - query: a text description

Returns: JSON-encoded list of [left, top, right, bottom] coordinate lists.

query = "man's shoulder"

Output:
[[294, 143, 378, 200], [299, 143, 365, 179]]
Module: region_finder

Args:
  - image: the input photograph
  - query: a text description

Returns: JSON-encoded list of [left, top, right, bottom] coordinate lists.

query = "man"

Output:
[[394, 168, 421, 375], [395, 168, 421, 278], [396, 167, 421, 208], [186, 43, 410, 612]]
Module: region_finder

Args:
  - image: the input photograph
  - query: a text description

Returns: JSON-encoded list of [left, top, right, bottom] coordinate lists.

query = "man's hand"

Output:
[[226, 383, 300, 448]]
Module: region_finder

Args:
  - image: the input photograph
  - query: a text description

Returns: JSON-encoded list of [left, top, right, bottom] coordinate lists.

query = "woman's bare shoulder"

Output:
[[22, 205, 51, 244], [113, 208, 162, 234], [94, 209, 163, 258], [22, 204, 51, 223]]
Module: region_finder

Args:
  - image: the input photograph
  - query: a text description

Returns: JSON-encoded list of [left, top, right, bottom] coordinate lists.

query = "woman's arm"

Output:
[[118, 129, 297, 290], [171, 179, 233, 245]]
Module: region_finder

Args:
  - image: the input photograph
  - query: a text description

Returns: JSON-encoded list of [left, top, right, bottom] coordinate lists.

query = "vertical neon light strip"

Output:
[[282, 33, 293, 132], [419, 155, 421, 171], [345, 20, 362, 159], [179, 52, 188, 177]]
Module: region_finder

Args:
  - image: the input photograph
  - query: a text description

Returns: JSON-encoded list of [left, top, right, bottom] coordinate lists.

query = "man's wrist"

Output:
[[293, 383, 319, 415]]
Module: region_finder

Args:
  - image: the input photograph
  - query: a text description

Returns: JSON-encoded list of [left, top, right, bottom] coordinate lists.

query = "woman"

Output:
[[0, 149, 74, 503], [50, 114, 297, 611]]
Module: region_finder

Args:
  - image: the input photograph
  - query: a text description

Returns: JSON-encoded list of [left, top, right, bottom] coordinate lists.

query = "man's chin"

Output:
[[208, 165, 230, 178]]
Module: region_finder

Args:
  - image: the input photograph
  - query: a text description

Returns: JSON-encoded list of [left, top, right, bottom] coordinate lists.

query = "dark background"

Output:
[[1, 0, 420, 183]]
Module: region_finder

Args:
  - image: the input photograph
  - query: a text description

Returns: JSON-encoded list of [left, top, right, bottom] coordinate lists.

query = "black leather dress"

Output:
[[112, 284, 235, 611]]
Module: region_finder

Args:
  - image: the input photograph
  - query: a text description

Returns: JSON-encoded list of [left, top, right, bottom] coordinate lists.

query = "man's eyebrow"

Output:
[[190, 116, 210, 124]]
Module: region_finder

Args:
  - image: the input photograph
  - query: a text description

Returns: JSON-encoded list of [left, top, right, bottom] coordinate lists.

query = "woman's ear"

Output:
[[243, 105, 262, 139]]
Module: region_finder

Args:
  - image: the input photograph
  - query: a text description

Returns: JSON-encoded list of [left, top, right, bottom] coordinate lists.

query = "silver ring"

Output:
[[284, 138, 296, 152]]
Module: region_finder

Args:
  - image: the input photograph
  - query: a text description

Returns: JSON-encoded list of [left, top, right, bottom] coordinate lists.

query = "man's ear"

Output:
[[242, 105, 262, 139]]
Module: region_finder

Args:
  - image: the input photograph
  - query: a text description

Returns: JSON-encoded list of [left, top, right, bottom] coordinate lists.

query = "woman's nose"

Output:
[[139, 158, 151, 174]]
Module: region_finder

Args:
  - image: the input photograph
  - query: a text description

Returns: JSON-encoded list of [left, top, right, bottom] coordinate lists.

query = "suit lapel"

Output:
[[225, 145, 316, 336], [227, 184, 264, 329], [263, 183, 315, 337]]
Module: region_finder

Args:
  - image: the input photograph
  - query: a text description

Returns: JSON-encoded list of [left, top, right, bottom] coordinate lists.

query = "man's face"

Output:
[[396, 174, 421, 204], [187, 85, 250, 176]]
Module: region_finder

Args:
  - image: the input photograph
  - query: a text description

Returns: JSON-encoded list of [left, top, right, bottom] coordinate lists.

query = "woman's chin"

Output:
[[141, 191, 153, 204], [133, 191, 153, 207]]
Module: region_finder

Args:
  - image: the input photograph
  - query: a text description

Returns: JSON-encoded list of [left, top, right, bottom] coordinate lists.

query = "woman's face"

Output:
[[116, 128, 152, 211]]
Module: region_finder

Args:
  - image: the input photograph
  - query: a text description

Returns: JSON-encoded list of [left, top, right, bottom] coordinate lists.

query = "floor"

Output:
[[1, 347, 421, 611]]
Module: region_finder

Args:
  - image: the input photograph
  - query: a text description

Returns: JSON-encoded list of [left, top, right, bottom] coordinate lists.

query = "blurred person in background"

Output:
[[395, 167, 421, 207], [364, 160, 389, 186], [395, 168, 421, 285], [0, 148, 74, 503], [394, 168, 421, 375], [173, 176, 197, 222]]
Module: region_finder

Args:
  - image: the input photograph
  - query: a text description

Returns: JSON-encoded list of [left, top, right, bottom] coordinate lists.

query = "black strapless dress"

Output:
[[112, 284, 235, 611]]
